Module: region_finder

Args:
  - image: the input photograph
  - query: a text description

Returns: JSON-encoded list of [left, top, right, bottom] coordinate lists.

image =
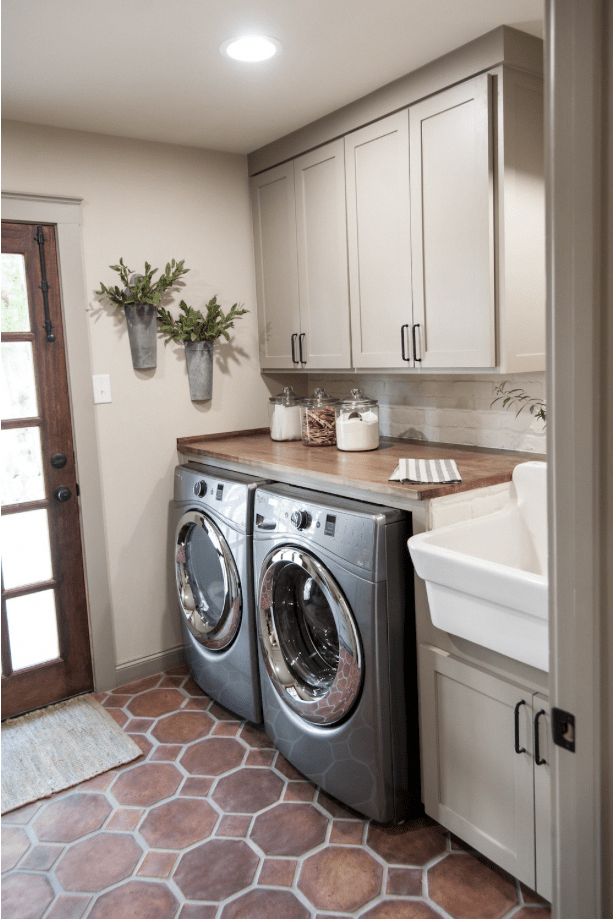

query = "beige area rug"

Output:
[[1, 695, 142, 814]]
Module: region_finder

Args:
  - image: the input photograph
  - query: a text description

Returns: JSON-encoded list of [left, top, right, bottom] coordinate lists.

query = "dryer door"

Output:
[[175, 511, 242, 650], [258, 546, 363, 726]]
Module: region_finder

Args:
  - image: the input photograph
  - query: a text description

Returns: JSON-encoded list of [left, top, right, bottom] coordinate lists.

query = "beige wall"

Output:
[[2, 119, 269, 676]]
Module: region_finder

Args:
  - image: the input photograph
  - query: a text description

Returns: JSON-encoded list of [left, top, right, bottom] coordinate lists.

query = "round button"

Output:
[[193, 480, 207, 498], [290, 509, 311, 530]]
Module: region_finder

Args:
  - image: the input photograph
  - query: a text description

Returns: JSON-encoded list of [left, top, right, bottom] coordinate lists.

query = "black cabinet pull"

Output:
[[514, 699, 527, 754], [534, 709, 547, 765], [400, 324, 410, 362], [299, 332, 307, 365], [291, 333, 299, 364], [412, 323, 422, 362]]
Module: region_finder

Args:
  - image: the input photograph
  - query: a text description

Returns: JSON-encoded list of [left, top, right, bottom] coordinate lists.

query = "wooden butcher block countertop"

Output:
[[177, 429, 542, 509]]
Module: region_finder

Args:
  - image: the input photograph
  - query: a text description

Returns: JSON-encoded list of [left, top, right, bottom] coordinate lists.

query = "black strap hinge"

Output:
[[34, 225, 56, 343]]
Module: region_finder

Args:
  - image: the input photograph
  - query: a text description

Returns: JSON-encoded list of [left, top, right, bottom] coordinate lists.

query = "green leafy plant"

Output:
[[96, 258, 188, 308], [158, 295, 248, 343], [491, 381, 547, 426], [157, 297, 248, 344]]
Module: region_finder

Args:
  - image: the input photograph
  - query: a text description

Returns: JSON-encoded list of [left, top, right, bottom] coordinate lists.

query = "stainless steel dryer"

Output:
[[253, 483, 420, 823], [173, 463, 264, 722]]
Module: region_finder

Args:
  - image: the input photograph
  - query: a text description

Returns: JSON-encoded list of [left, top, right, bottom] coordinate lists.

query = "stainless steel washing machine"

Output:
[[173, 463, 265, 722], [253, 483, 420, 823]]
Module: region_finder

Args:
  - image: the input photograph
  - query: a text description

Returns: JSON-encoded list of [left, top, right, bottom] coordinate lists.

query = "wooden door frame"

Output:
[[1, 193, 117, 693], [545, 0, 612, 917]]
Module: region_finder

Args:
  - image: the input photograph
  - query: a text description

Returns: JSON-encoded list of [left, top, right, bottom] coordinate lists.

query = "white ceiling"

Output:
[[1, 0, 543, 154]]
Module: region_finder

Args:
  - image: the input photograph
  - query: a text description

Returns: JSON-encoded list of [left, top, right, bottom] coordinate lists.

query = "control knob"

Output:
[[193, 480, 208, 498], [291, 509, 311, 530]]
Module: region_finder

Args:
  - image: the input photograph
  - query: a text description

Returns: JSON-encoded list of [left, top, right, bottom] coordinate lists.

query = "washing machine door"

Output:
[[258, 546, 363, 726], [175, 510, 242, 650]]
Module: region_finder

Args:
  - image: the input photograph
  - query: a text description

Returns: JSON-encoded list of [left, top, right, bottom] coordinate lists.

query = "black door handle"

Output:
[[400, 324, 410, 362], [50, 452, 67, 469], [54, 486, 72, 503], [299, 332, 307, 365], [534, 709, 548, 765], [514, 699, 527, 754], [291, 333, 299, 365], [412, 323, 422, 362]]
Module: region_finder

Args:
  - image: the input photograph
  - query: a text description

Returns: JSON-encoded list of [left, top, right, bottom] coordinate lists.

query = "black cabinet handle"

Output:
[[291, 333, 299, 365], [412, 323, 422, 362], [400, 324, 410, 362], [514, 699, 527, 754], [534, 709, 547, 765], [299, 332, 307, 365]]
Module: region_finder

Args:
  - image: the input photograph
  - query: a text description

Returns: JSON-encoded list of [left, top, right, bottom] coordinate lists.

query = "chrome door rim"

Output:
[[175, 510, 242, 651], [258, 546, 363, 726]]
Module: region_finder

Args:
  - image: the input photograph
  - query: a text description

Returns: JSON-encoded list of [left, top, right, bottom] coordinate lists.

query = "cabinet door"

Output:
[[251, 163, 301, 369], [294, 140, 351, 368], [419, 645, 535, 886], [345, 112, 413, 368], [409, 75, 496, 368], [533, 693, 551, 902]]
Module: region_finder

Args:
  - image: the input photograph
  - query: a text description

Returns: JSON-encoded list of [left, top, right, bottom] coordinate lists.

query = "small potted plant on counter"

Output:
[[96, 258, 188, 370], [157, 296, 248, 401]]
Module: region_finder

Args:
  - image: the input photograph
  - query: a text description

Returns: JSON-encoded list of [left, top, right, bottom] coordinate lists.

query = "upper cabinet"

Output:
[[251, 141, 350, 371], [251, 61, 545, 374], [251, 163, 300, 370], [409, 75, 496, 368], [345, 112, 413, 369]]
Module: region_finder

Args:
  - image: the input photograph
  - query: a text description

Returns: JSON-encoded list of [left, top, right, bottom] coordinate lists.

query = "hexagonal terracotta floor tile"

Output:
[[512, 910, 552, 919], [221, 888, 310, 918], [212, 768, 284, 813], [174, 839, 259, 901], [239, 723, 271, 749], [111, 762, 181, 806], [127, 688, 185, 717], [113, 674, 162, 695], [251, 803, 328, 856], [428, 853, 518, 918], [361, 900, 440, 918], [1, 872, 54, 918], [32, 792, 112, 843], [152, 710, 214, 743], [368, 819, 447, 866], [181, 738, 245, 776], [299, 846, 383, 913], [139, 797, 218, 849], [89, 881, 178, 918], [55, 832, 142, 892], [1, 827, 30, 872]]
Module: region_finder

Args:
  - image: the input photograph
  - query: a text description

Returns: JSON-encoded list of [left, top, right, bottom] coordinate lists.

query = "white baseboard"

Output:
[[109, 645, 185, 691]]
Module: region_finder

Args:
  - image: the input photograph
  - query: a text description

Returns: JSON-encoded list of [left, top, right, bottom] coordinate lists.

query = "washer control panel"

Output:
[[193, 479, 208, 498]]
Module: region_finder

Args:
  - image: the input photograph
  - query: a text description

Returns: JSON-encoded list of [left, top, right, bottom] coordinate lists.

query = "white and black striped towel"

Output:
[[389, 458, 462, 484]]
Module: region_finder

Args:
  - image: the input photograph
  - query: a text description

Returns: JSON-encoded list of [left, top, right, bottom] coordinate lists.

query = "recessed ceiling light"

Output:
[[220, 35, 280, 63]]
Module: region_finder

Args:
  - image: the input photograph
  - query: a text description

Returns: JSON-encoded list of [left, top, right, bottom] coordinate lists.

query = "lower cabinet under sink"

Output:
[[419, 644, 551, 902]]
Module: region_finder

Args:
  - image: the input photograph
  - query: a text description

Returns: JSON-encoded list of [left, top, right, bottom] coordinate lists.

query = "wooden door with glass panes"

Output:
[[1, 221, 93, 719]]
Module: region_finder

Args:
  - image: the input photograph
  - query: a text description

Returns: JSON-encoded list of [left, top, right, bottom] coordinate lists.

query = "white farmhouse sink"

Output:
[[408, 461, 548, 671]]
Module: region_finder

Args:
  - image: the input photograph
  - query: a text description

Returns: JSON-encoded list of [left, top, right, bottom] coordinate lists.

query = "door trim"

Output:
[[1, 192, 117, 692]]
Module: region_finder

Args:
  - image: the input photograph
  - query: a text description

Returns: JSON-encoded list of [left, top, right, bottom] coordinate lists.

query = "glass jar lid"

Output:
[[340, 387, 378, 409], [269, 385, 301, 406], [302, 386, 340, 408]]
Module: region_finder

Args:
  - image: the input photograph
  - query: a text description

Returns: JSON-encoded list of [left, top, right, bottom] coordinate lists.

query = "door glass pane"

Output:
[[1, 509, 53, 590], [1, 427, 46, 506], [183, 522, 226, 629], [272, 562, 340, 694], [1, 253, 30, 332], [1, 341, 39, 419], [6, 590, 60, 670]]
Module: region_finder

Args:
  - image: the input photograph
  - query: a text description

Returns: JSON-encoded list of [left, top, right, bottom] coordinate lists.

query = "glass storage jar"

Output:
[[301, 387, 340, 447], [335, 388, 380, 451], [269, 386, 303, 441]]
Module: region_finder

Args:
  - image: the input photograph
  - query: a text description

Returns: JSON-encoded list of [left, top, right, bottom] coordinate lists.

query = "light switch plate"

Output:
[[92, 374, 112, 404]]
